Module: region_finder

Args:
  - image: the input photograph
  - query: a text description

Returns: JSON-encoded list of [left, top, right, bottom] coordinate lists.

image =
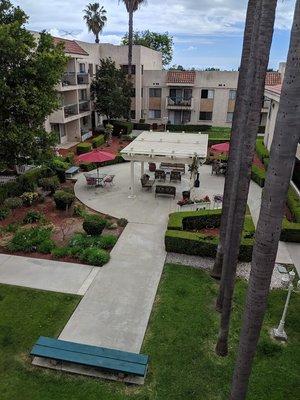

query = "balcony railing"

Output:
[[167, 97, 193, 107], [62, 72, 76, 86], [79, 100, 90, 113], [77, 73, 89, 85], [64, 103, 78, 118]]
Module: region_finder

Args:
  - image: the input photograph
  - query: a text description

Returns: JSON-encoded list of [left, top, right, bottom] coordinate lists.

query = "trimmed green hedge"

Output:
[[133, 123, 151, 131], [280, 219, 300, 242], [77, 142, 92, 155], [256, 139, 269, 162], [251, 165, 266, 187], [167, 124, 212, 132], [287, 185, 300, 223], [92, 134, 105, 148], [165, 209, 255, 262], [103, 120, 133, 136]]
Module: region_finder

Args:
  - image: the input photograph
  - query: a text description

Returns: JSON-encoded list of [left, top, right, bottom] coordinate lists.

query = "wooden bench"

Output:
[[65, 166, 79, 179], [155, 185, 176, 199], [160, 163, 185, 174], [30, 336, 149, 378]]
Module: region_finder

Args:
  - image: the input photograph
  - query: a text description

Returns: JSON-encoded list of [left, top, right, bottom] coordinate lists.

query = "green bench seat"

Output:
[[31, 336, 149, 377]]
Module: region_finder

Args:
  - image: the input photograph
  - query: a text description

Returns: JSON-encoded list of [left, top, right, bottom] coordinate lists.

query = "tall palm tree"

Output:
[[215, 0, 278, 357], [83, 2, 107, 44], [119, 0, 146, 78], [230, 3, 300, 397]]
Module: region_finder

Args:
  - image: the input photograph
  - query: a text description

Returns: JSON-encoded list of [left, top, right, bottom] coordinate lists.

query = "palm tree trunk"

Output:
[[215, 0, 277, 357], [127, 10, 134, 121], [230, 3, 300, 398], [210, 0, 260, 282], [95, 32, 99, 44]]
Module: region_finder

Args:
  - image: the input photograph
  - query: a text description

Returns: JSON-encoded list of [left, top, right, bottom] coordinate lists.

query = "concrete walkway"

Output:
[[0, 254, 99, 295]]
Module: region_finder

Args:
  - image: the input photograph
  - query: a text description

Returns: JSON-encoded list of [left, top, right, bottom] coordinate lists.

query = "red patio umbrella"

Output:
[[77, 149, 116, 177], [210, 142, 230, 153]]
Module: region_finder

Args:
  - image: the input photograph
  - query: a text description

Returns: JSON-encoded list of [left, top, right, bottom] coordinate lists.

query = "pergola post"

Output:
[[129, 160, 136, 199], [141, 161, 145, 177]]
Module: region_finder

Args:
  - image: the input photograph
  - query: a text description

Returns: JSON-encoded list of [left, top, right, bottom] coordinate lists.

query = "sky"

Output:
[[12, 0, 296, 70]]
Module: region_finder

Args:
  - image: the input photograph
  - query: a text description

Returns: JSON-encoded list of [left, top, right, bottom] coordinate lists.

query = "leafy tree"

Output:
[[83, 2, 107, 44], [0, 0, 68, 168], [122, 30, 173, 66], [91, 58, 132, 120]]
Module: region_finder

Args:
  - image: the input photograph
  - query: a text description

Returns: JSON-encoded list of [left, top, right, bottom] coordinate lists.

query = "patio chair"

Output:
[[141, 174, 154, 190], [170, 171, 181, 182], [155, 170, 166, 182], [85, 175, 97, 188], [103, 175, 115, 187]]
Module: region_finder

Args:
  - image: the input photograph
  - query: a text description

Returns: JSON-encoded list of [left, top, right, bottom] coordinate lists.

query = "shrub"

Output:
[[133, 123, 151, 131], [73, 204, 86, 217], [166, 124, 212, 132], [77, 142, 92, 155], [99, 235, 118, 249], [23, 210, 44, 224], [255, 138, 269, 162], [79, 162, 96, 172], [79, 248, 110, 266], [4, 197, 22, 209], [287, 185, 300, 223], [0, 181, 22, 204], [38, 176, 60, 194], [280, 218, 300, 242], [53, 190, 75, 211], [251, 165, 266, 187], [49, 157, 70, 183], [8, 226, 52, 253], [117, 218, 128, 227], [92, 134, 105, 148], [182, 210, 222, 231], [103, 120, 133, 136], [16, 167, 49, 193], [20, 192, 39, 206], [37, 239, 56, 254], [51, 247, 70, 259], [0, 207, 10, 221], [64, 152, 75, 164], [83, 214, 107, 236]]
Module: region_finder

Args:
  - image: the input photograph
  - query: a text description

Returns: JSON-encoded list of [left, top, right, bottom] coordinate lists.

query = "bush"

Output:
[[99, 235, 118, 249], [23, 210, 44, 224], [73, 204, 86, 217], [16, 167, 50, 193], [8, 226, 52, 253], [53, 190, 75, 211], [48, 157, 70, 183], [77, 142, 92, 155], [79, 248, 110, 266], [255, 138, 269, 162], [83, 214, 107, 236], [103, 120, 133, 136], [251, 165, 266, 187], [4, 197, 23, 209], [37, 239, 56, 254], [166, 124, 212, 132], [133, 123, 151, 131], [51, 247, 70, 259], [0, 207, 10, 221], [287, 185, 300, 223], [64, 152, 75, 164], [79, 162, 96, 172], [38, 176, 60, 194], [182, 210, 222, 231], [20, 192, 39, 206], [280, 218, 300, 242], [0, 181, 22, 204], [117, 218, 128, 227], [92, 134, 105, 148]]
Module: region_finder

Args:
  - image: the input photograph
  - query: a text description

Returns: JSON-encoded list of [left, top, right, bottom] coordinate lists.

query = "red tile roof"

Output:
[[265, 72, 281, 86], [167, 71, 196, 84], [265, 84, 282, 96], [53, 37, 89, 56]]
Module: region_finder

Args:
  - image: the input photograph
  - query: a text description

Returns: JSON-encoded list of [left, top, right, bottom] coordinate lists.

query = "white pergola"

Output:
[[121, 131, 208, 197]]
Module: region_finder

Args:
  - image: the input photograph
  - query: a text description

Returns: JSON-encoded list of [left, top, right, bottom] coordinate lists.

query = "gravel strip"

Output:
[[166, 252, 286, 289]]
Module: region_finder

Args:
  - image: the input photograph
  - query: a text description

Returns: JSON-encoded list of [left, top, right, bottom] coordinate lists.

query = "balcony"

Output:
[[79, 100, 90, 113], [77, 73, 89, 85], [167, 97, 193, 109], [61, 72, 76, 87], [64, 104, 78, 119]]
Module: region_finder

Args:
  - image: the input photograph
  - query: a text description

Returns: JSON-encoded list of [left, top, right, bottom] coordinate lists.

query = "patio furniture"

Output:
[[155, 185, 176, 198], [103, 175, 115, 187], [85, 175, 97, 188], [170, 170, 181, 182], [141, 174, 155, 190], [65, 166, 79, 179], [160, 163, 185, 174], [31, 336, 149, 379], [155, 170, 166, 182], [148, 162, 156, 172]]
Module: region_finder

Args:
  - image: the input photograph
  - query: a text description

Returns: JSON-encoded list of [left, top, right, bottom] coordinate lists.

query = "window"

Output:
[[121, 65, 136, 75], [79, 63, 86, 73], [182, 110, 191, 123], [79, 89, 87, 101], [131, 88, 136, 98], [226, 112, 234, 123], [229, 90, 236, 100], [149, 88, 162, 97], [199, 111, 213, 121], [149, 109, 161, 119], [130, 110, 136, 120], [201, 89, 214, 99], [88, 63, 93, 77]]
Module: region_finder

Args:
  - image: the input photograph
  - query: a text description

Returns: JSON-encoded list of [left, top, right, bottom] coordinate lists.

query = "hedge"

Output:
[[133, 123, 151, 131], [256, 138, 269, 163], [287, 185, 300, 223], [167, 124, 212, 132], [92, 134, 105, 148], [280, 219, 300, 242], [103, 120, 133, 136], [166, 209, 255, 262], [251, 165, 266, 187], [77, 142, 92, 155]]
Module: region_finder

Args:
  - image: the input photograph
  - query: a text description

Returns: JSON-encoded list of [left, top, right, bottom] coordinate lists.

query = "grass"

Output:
[[0, 265, 299, 399]]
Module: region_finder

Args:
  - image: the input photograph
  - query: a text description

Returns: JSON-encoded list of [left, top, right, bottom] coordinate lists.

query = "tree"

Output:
[[215, 0, 277, 357], [230, 3, 300, 398], [0, 0, 68, 168], [83, 2, 107, 44], [91, 58, 132, 120], [122, 30, 173, 66]]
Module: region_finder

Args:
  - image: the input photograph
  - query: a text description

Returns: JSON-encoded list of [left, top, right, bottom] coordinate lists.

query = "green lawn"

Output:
[[0, 265, 299, 399]]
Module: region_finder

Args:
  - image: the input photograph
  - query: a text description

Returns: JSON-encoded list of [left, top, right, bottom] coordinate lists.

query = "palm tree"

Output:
[[230, 3, 300, 397], [119, 0, 147, 78], [215, 0, 278, 357], [83, 3, 107, 44]]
